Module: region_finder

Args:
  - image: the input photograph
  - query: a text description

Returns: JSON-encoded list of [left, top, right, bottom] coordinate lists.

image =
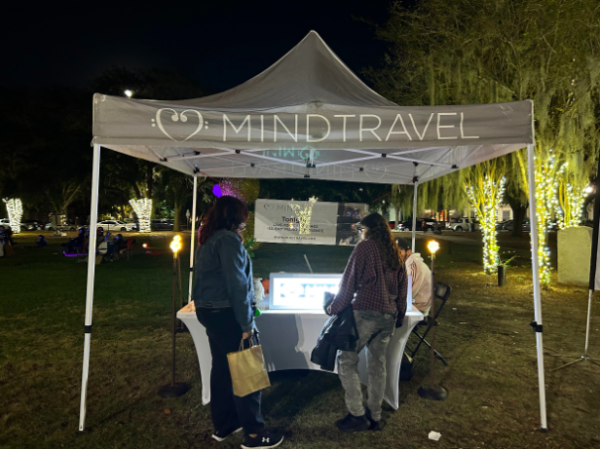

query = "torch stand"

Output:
[[158, 250, 189, 398], [418, 246, 448, 401]]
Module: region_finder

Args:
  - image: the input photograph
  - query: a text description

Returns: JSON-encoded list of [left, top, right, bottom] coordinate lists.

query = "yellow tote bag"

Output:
[[227, 336, 271, 397]]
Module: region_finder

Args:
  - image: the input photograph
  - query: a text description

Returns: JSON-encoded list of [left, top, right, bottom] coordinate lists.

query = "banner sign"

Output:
[[94, 97, 534, 150], [254, 199, 369, 246]]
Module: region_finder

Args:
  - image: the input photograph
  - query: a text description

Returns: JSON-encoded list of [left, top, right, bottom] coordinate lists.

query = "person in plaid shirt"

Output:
[[329, 212, 408, 433]]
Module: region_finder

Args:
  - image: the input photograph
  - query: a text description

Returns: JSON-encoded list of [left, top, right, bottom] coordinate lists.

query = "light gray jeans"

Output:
[[337, 310, 396, 421]]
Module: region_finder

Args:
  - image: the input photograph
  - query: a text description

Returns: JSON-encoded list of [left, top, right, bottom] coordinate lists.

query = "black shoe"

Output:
[[365, 409, 386, 431], [335, 413, 370, 433], [368, 418, 386, 431], [212, 426, 242, 442], [241, 429, 284, 449]]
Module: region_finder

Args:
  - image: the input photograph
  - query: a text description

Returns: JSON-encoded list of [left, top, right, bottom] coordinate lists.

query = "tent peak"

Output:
[[180, 30, 396, 109]]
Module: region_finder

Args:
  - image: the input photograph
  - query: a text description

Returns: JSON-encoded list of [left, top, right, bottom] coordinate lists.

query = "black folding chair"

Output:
[[406, 282, 451, 366]]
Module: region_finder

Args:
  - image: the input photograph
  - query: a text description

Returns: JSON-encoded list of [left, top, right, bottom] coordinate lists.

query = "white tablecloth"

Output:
[[177, 303, 423, 409]]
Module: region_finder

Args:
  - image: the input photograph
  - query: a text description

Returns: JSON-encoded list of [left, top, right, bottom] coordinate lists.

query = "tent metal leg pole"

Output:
[[188, 175, 198, 303], [526, 143, 548, 431], [584, 289, 592, 358], [412, 164, 419, 251], [79, 144, 101, 432]]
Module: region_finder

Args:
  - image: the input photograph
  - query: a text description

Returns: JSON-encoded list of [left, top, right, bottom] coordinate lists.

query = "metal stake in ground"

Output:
[[418, 239, 448, 401], [158, 235, 189, 398]]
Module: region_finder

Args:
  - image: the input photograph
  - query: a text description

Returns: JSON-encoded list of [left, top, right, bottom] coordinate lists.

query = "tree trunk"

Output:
[[173, 201, 182, 232], [509, 200, 527, 238], [146, 165, 154, 198], [131, 182, 142, 199]]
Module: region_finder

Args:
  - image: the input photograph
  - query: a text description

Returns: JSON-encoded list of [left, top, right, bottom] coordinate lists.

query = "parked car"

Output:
[[336, 216, 361, 245], [44, 221, 78, 231], [496, 220, 510, 231], [20, 219, 42, 231], [503, 219, 530, 232], [151, 219, 174, 231], [388, 221, 396, 230], [0, 218, 11, 231], [447, 217, 481, 232], [97, 220, 138, 232], [397, 218, 438, 232]]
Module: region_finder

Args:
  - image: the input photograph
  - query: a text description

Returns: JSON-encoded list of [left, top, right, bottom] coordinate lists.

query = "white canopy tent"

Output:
[[82, 31, 546, 431]]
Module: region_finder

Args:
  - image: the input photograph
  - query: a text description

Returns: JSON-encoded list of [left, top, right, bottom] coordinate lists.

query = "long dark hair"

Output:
[[360, 212, 402, 271], [199, 196, 249, 245]]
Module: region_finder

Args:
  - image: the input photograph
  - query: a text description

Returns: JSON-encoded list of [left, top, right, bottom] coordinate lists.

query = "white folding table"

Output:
[[178, 302, 423, 409]]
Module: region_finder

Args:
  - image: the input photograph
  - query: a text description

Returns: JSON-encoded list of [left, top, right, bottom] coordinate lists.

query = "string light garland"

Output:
[[129, 198, 152, 233], [3, 198, 23, 234], [557, 163, 587, 230], [466, 176, 505, 274], [558, 183, 586, 229], [219, 179, 245, 200], [289, 197, 317, 235]]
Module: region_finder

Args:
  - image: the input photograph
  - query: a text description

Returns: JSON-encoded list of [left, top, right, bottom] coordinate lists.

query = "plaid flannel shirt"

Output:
[[330, 239, 408, 317]]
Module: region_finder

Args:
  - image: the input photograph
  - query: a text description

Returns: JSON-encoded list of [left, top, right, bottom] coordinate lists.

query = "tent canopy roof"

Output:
[[93, 31, 534, 184]]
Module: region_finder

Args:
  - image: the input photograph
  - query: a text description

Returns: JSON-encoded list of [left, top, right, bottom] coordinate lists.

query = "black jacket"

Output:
[[311, 294, 359, 371]]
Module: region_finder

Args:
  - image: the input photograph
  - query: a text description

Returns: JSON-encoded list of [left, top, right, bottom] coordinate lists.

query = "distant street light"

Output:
[[124, 90, 133, 98]]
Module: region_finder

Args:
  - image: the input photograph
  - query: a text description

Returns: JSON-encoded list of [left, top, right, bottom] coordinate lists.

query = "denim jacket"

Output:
[[193, 229, 254, 332]]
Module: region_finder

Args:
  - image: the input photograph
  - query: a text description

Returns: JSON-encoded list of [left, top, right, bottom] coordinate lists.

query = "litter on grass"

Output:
[[428, 431, 442, 441]]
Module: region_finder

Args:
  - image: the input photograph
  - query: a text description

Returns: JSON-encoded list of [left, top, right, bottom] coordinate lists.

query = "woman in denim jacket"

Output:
[[194, 195, 283, 449]]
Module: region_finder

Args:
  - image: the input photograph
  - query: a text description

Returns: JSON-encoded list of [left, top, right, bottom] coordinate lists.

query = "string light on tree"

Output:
[[129, 198, 152, 233], [465, 174, 505, 275], [289, 197, 317, 235], [517, 147, 569, 287], [219, 179, 245, 200], [3, 198, 23, 235], [531, 152, 563, 287], [557, 163, 587, 230]]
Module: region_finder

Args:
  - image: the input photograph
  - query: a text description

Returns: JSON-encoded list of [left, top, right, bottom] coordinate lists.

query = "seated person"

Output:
[[64, 231, 85, 253], [4, 227, 15, 246], [396, 238, 432, 314], [36, 235, 48, 247], [116, 234, 128, 253]]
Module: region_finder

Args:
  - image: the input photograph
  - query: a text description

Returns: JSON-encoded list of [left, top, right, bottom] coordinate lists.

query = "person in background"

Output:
[[36, 235, 48, 247], [4, 227, 15, 246], [329, 212, 408, 433], [193, 195, 284, 449], [65, 229, 85, 254], [396, 237, 432, 314], [116, 234, 128, 254]]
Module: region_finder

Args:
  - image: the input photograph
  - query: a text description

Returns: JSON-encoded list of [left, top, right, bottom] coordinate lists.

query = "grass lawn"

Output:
[[1, 232, 600, 449]]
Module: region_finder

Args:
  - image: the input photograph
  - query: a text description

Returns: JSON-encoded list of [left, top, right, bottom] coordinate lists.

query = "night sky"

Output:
[[3, 0, 399, 94]]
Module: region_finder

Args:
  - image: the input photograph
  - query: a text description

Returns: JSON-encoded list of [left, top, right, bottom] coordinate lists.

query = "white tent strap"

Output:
[[159, 147, 456, 170], [161, 145, 455, 162], [344, 148, 456, 169], [317, 155, 380, 168], [206, 163, 307, 178]]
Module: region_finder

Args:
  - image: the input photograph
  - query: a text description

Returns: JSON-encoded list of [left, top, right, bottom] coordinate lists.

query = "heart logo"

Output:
[[155, 108, 204, 142]]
